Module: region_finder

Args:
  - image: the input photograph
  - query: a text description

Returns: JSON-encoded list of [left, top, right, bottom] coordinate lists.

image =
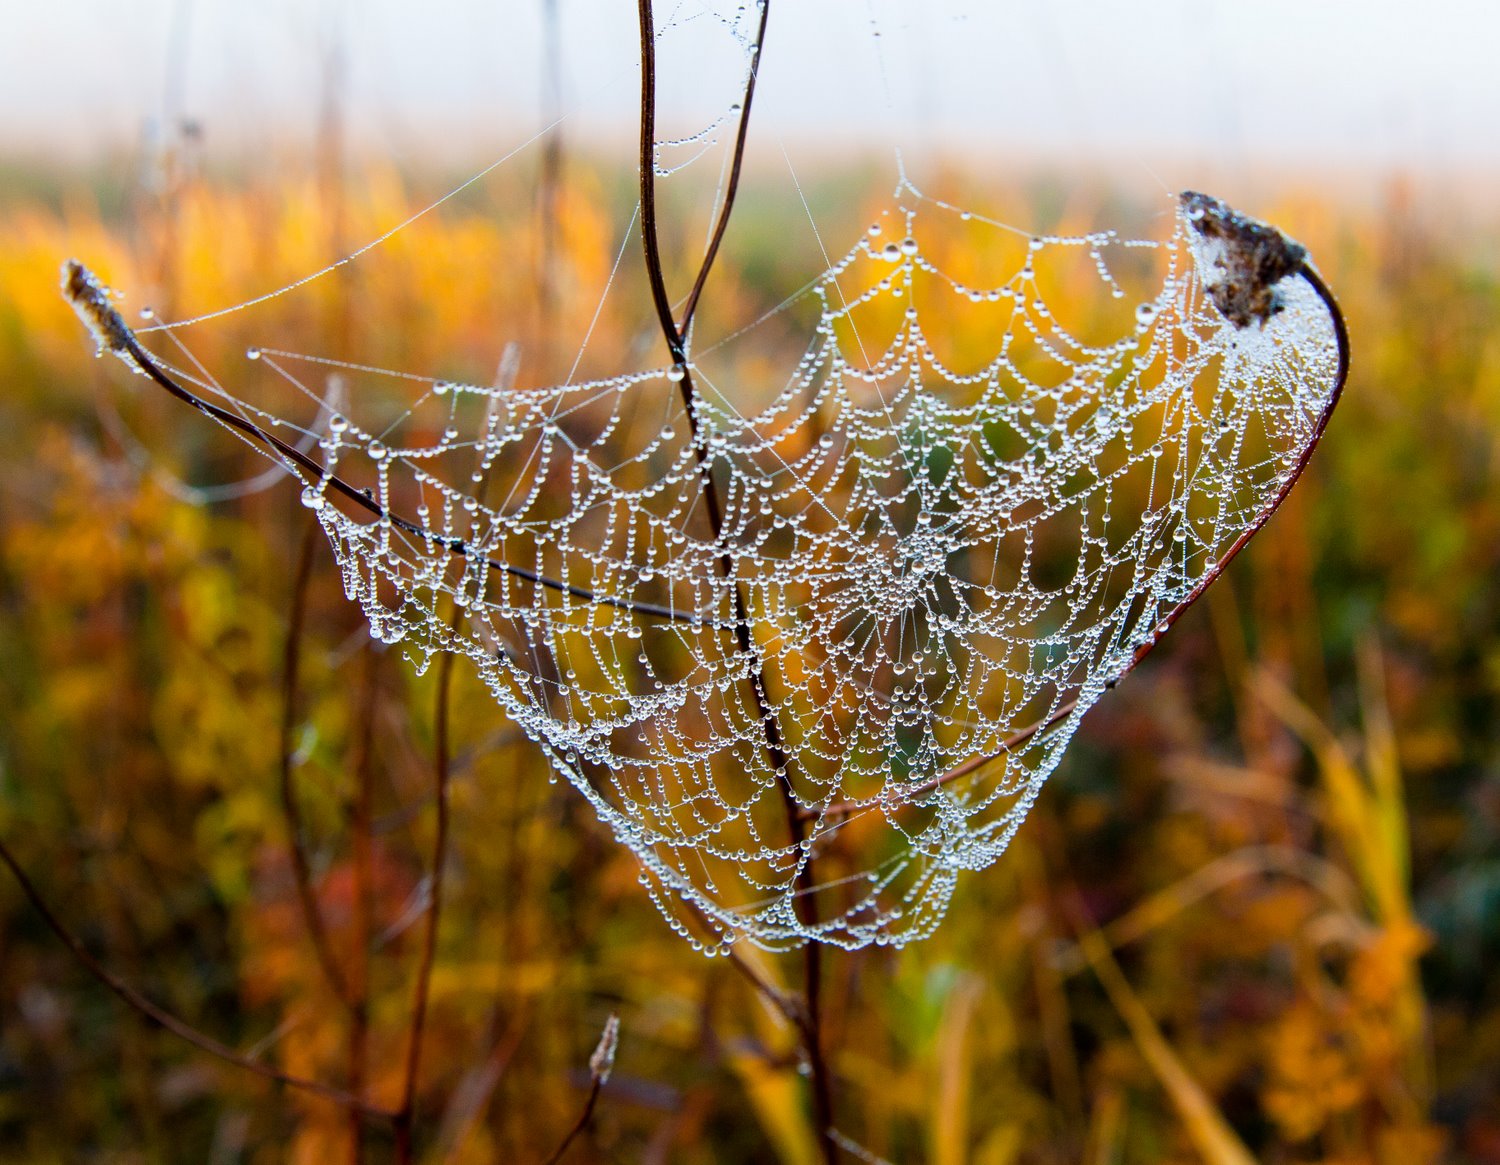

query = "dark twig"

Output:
[[813, 255, 1350, 821], [61, 261, 718, 629], [280, 515, 354, 1003], [677, 2, 769, 335], [635, 4, 835, 1158], [346, 646, 380, 1163], [543, 1077, 604, 1165], [0, 832, 392, 1119], [393, 612, 458, 1162]]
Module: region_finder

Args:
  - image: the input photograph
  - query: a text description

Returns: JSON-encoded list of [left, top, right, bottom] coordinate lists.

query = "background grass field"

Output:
[[0, 152, 1497, 1163]]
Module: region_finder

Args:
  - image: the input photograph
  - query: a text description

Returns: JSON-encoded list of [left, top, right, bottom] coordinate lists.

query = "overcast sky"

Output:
[[4, 0, 1495, 184]]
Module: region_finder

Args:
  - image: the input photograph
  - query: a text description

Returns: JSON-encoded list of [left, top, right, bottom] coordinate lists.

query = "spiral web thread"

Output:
[[73, 176, 1332, 953]]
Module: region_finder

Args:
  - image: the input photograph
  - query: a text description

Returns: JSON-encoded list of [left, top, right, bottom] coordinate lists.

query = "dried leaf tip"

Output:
[[1179, 192, 1308, 329], [588, 1013, 620, 1085], [61, 260, 133, 355]]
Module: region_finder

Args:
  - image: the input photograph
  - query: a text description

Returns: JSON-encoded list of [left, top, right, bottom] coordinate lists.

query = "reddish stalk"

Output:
[[280, 515, 354, 1003], [542, 1015, 619, 1165], [61, 262, 716, 629], [346, 646, 380, 1163], [393, 616, 458, 1162], [635, 3, 835, 1158], [542, 1076, 604, 1165], [0, 832, 392, 1119], [812, 259, 1350, 821]]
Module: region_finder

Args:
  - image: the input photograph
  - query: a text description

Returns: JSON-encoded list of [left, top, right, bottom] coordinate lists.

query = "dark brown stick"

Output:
[[813, 259, 1350, 820], [677, 1, 770, 336], [634, 4, 835, 1158], [61, 262, 718, 630], [542, 1014, 618, 1165], [0, 832, 392, 1118], [280, 515, 354, 1003], [393, 614, 457, 1161], [542, 1077, 604, 1165], [346, 646, 381, 1163]]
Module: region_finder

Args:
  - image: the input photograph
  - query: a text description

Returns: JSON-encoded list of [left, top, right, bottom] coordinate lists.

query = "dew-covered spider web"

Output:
[[66, 1, 1345, 952]]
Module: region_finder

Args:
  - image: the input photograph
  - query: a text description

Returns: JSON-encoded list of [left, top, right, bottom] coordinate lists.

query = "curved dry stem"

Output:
[[635, 3, 834, 1156], [393, 610, 459, 1160], [279, 515, 354, 1005], [814, 257, 1351, 821], [0, 831, 393, 1119], [61, 261, 719, 630]]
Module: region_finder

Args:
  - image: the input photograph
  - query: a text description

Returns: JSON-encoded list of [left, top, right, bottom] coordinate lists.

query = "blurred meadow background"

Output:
[[3, 3, 1500, 1163]]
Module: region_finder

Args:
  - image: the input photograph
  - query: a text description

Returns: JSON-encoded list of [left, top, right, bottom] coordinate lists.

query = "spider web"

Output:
[[66, 3, 1344, 952]]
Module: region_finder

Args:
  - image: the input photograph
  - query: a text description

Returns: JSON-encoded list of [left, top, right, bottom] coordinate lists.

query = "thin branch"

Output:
[[279, 514, 353, 1004], [813, 258, 1351, 820], [635, 5, 834, 1158], [393, 610, 459, 1161], [61, 261, 719, 630], [0, 831, 392, 1119], [346, 645, 380, 1163], [544, 1079, 603, 1165], [677, 0, 770, 335]]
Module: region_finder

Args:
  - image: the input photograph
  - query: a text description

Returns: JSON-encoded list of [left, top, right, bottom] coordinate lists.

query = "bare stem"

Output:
[[346, 646, 380, 1163], [60, 263, 716, 630], [635, 3, 835, 1158], [814, 259, 1350, 822], [0, 831, 392, 1119], [543, 1014, 618, 1165], [280, 514, 354, 1004], [393, 612, 458, 1161], [542, 1076, 604, 1165]]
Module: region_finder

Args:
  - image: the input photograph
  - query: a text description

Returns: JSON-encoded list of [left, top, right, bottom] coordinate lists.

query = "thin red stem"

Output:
[[394, 615, 457, 1160], [813, 260, 1350, 820], [280, 515, 354, 1004], [62, 266, 715, 630], [635, 4, 835, 1158], [0, 832, 392, 1119]]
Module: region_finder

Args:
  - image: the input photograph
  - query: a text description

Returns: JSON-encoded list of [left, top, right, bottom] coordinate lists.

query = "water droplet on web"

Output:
[[368, 440, 388, 460], [246, 347, 261, 361], [667, 364, 687, 382]]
